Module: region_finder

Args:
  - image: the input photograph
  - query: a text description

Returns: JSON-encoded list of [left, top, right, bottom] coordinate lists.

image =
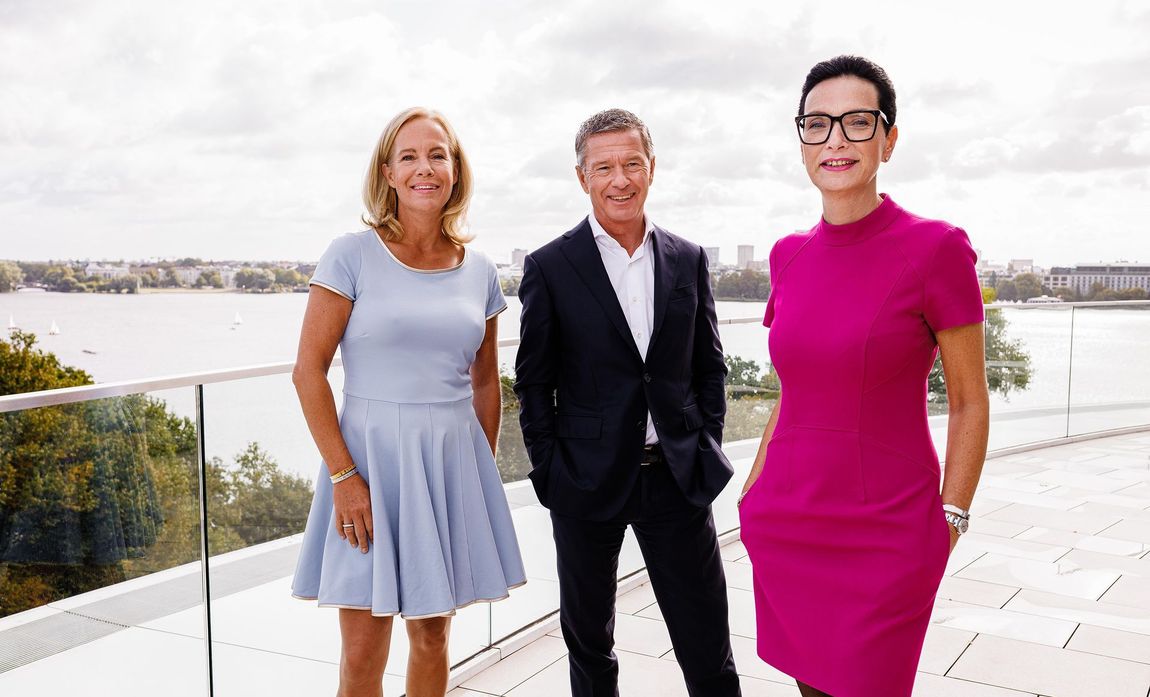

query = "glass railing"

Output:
[[0, 300, 1146, 695]]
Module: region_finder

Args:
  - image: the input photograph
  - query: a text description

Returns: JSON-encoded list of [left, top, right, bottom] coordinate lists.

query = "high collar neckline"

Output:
[[815, 194, 901, 246]]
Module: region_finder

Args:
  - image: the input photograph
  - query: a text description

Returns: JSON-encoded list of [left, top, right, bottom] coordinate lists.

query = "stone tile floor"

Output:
[[449, 432, 1150, 697], [3, 431, 1149, 696]]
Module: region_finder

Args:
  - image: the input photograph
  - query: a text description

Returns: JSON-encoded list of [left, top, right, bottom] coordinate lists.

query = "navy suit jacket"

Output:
[[514, 219, 733, 521]]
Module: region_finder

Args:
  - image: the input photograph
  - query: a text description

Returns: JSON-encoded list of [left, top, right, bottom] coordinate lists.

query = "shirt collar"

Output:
[[588, 213, 655, 248]]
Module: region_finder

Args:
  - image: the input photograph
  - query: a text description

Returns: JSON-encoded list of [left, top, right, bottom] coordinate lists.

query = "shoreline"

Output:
[[137, 288, 243, 295]]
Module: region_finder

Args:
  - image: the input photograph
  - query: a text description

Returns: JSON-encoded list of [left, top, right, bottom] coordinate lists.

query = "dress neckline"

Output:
[[374, 230, 468, 274], [815, 194, 901, 247]]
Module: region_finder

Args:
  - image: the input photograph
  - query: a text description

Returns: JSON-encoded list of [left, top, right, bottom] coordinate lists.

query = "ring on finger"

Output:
[[341, 523, 355, 529]]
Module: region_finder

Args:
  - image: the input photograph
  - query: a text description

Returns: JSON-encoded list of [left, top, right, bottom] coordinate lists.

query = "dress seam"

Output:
[[341, 392, 474, 405], [856, 261, 914, 504], [859, 263, 921, 396], [772, 233, 820, 288]]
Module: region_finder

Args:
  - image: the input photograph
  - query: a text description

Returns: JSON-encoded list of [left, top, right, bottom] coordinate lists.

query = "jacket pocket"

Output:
[[682, 402, 703, 431], [668, 282, 697, 301], [556, 415, 602, 439]]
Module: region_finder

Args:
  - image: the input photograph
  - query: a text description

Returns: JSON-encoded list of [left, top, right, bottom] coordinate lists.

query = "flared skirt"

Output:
[[291, 395, 526, 618]]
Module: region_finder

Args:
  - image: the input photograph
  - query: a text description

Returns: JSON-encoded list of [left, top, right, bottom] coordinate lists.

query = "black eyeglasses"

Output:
[[794, 110, 889, 145]]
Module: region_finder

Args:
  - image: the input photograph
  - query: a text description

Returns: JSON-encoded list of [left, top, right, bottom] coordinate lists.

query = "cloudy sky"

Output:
[[1, 0, 1148, 268]]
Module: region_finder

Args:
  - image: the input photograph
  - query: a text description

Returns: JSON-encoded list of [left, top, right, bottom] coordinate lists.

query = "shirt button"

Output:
[[636, 420, 645, 429], [643, 373, 652, 383]]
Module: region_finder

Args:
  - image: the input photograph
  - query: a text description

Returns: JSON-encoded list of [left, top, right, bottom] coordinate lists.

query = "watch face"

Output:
[[946, 512, 970, 534]]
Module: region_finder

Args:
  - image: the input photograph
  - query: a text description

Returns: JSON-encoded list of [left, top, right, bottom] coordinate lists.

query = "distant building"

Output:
[[1008, 258, 1035, 275], [703, 247, 720, 267], [511, 248, 528, 267], [84, 263, 131, 280], [1046, 264, 1150, 295], [737, 245, 754, 270], [174, 267, 202, 286], [217, 266, 240, 288]]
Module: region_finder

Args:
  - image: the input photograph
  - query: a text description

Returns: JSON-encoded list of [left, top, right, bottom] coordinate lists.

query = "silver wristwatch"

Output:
[[943, 504, 970, 535]]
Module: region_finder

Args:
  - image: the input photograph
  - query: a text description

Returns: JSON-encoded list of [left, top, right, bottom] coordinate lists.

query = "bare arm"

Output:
[[937, 321, 990, 547], [471, 315, 502, 456], [293, 287, 354, 473], [740, 389, 782, 497], [291, 285, 372, 552]]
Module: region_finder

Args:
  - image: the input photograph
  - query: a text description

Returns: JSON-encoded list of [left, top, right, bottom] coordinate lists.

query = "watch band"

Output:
[[942, 503, 969, 519], [944, 510, 970, 535]]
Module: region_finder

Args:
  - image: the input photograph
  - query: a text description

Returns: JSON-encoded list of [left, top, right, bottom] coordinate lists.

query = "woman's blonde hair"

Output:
[[361, 107, 474, 244]]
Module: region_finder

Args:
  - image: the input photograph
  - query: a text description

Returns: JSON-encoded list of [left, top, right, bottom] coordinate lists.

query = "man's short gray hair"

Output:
[[575, 108, 655, 167]]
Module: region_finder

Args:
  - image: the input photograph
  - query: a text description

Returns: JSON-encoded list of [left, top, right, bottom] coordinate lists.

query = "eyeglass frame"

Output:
[[794, 109, 891, 145]]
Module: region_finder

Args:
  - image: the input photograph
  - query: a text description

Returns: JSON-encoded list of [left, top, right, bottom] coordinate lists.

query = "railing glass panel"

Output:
[[0, 300, 1147, 695], [979, 305, 1075, 450], [0, 388, 208, 694], [1067, 304, 1150, 436]]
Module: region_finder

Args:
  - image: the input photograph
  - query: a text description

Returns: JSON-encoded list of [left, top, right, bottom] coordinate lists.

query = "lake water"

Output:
[[3, 291, 1147, 478]]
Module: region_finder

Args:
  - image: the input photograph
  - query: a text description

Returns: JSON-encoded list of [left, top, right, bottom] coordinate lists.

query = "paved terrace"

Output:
[[2, 431, 1150, 696]]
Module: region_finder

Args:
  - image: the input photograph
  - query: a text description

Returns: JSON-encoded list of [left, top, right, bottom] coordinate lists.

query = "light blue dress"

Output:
[[291, 230, 526, 618]]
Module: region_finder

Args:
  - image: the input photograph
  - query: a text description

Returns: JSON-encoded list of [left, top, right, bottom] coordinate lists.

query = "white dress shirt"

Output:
[[588, 213, 659, 445]]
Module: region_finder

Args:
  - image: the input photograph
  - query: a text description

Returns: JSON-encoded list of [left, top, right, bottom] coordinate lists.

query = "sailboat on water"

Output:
[[7, 314, 16, 331], [48, 320, 60, 335], [233, 312, 244, 326]]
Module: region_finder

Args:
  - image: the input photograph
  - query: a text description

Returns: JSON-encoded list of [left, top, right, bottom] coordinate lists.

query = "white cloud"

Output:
[[0, 0, 1147, 267]]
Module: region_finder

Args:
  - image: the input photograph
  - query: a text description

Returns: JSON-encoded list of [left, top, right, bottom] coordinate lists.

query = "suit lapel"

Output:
[[560, 220, 643, 361], [648, 226, 677, 349]]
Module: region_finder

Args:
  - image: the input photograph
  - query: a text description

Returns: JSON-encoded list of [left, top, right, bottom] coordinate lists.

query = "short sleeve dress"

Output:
[[291, 230, 526, 619], [738, 196, 984, 697]]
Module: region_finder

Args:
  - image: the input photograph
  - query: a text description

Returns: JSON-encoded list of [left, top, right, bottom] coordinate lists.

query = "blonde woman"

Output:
[[292, 107, 526, 697]]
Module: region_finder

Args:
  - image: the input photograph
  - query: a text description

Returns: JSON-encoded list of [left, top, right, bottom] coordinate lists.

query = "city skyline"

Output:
[[1, 1, 1148, 267]]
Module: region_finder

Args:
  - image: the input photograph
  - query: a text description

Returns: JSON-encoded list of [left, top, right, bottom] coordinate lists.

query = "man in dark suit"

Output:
[[515, 109, 741, 697]]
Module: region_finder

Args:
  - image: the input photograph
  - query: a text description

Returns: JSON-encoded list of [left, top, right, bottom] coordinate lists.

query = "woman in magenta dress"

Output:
[[738, 56, 990, 697]]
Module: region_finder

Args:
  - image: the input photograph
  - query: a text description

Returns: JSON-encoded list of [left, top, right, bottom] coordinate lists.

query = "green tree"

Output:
[[500, 276, 521, 296], [0, 261, 23, 292], [161, 268, 183, 288], [0, 332, 309, 617], [139, 269, 161, 288], [725, 354, 763, 387], [209, 443, 313, 547], [981, 287, 997, 304], [235, 268, 275, 291], [195, 270, 223, 289], [995, 279, 1019, 302], [495, 370, 531, 483], [17, 262, 49, 285], [1084, 282, 1108, 300], [42, 265, 88, 292], [713, 270, 771, 300], [0, 331, 164, 615], [272, 267, 305, 288], [928, 309, 1032, 406], [1013, 273, 1044, 301], [723, 354, 780, 400], [96, 275, 139, 294]]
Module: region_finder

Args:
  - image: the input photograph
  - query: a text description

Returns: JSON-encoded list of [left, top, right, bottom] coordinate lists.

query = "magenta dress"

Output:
[[739, 195, 984, 697]]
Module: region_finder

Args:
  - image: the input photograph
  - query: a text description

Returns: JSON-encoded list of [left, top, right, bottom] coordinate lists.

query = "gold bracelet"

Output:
[[329, 466, 357, 483], [331, 468, 358, 484]]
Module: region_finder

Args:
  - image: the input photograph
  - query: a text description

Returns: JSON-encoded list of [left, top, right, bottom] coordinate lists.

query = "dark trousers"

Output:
[[550, 462, 741, 697]]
